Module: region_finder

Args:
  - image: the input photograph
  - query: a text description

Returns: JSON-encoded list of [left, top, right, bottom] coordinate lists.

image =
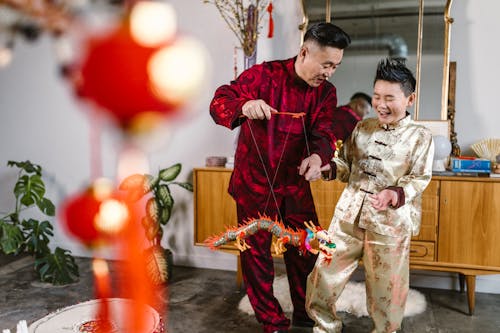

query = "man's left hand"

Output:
[[299, 154, 322, 181]]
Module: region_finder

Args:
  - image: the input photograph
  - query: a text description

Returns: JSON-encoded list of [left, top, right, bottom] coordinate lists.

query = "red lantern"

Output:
[[74, 24, 177, 129], [61, 188, 102, 246], [62, 179, 136, 247]]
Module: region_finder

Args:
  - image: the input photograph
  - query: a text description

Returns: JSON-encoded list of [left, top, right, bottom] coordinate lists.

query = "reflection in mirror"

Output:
[[420, 1, 447, 120], [302, 0, 446, 121]]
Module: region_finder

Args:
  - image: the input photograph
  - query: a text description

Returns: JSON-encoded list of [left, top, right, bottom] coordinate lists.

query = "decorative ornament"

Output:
[[471, 138, 500, 162], [61, 187, 103, 246], [205, 215, 336, 263], [432, 135, 452, 172], [61, 178, 129, 247], [267, 1, 274, 38], [75, 23, 177, 129], [69, 1, 208, 133]]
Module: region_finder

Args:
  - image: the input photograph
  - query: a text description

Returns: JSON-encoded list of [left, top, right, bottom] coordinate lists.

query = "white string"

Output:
[[301, 116, 311, 157], [245, 113, 311, 220], [246, 119, 283, 222], [262, 119, 293, 212]]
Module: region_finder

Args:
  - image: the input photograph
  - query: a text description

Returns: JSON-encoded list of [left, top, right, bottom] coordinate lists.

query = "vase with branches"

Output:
[[203, 0, 271, 69]]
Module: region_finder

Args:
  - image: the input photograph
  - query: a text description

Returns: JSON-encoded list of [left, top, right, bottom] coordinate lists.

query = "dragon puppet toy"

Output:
[[204, 215, 336, 263]]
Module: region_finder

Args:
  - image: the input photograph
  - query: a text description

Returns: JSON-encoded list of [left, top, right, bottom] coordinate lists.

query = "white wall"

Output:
[[0, 0, 499, 293], [451, 1, 500, 154]]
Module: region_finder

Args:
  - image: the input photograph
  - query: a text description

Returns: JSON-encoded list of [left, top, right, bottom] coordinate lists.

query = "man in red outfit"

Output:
[[209, 22, 351, 333], [333, 92, 372, 141]]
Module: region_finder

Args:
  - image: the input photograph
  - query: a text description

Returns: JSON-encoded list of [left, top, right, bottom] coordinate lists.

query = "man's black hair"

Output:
[[374, 57, 416, 96], [304, 22, 351, 49], [350, 92, 372, 106]]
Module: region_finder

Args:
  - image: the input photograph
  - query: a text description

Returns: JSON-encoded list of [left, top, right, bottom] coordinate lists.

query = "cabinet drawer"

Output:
[[412, 180, 439, 242], [410, 241, 435, 261]]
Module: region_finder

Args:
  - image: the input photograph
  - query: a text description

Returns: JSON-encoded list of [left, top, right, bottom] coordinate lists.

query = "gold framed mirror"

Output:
[[299, 0, 454, 129]]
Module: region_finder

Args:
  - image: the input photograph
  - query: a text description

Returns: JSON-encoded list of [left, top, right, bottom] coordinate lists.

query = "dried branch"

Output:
[[204, 0, 270, 56], [1, 0, 73, 34]]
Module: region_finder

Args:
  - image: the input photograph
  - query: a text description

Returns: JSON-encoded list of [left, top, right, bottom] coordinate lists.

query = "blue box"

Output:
[[451, 158, 491, 173]]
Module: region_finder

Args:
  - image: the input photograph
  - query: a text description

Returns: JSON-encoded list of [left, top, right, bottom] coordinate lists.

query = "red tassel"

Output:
[[267, 1, 274, 38]]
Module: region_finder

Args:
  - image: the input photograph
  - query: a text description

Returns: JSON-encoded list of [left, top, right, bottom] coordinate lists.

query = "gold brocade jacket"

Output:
[[332, 115, 434, 237]]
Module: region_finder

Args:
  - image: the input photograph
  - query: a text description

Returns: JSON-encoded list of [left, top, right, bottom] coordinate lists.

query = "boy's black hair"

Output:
[[374, 57, 416, 96]]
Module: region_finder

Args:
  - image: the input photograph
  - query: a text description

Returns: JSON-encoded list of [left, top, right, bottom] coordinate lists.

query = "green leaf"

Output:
[[144, 245, 168, 284], [172, 181, 194, 192], [146, 198, 159, 222], [157, 185, 173, 209], [22, 219, 53, 256], [14, 174, 45, 207], [119, 174, 154, 201], [37, 197, 56, 216], [159, 164, 181, 182], [142, 216, 160, 242], [0, 222, 25, 254], [145, 174, 158, 191], [34, 247, 79, 285], [7, 160, 41, 175], [159, 205, 171, 225], [3, 213, 19, 225]]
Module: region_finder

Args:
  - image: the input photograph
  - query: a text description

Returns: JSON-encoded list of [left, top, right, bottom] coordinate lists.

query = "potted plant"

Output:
[[0, 160, 79, 284], [119, 163, 193, 284]]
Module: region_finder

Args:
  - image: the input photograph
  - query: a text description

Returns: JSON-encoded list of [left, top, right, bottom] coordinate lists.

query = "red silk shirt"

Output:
[[333, 104, 362, 141], [210, 58, 339, 206]]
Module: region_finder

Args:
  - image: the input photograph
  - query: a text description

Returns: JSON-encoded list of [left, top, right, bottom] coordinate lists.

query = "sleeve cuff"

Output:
[[321, 161, 337, 181], [386, 186, 405, 209], [230, 100, 248, 129]]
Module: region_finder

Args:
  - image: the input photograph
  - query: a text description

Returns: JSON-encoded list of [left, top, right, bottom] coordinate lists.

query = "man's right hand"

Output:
[[242, 100, 278, 120]]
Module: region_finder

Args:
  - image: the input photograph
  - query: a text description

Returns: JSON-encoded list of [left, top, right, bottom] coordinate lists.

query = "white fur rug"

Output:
[[238, 275, 426, 318]]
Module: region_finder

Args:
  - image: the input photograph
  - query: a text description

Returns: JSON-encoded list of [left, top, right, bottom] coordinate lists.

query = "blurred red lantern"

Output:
[[64, 1, 209, 138], [61, 187, 102, 246], [75, 23, 177, 129], [61, 179, 132, 246]]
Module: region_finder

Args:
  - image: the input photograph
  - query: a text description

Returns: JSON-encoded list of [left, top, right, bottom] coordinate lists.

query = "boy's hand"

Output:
[[368, 189, 398, 211]]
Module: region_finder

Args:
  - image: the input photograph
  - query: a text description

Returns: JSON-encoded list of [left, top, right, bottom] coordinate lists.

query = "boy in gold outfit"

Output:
[[306, 58, 434, 333]]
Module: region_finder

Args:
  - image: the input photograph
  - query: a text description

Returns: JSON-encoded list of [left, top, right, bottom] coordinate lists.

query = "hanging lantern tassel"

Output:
[[267, 1, 274, 38]]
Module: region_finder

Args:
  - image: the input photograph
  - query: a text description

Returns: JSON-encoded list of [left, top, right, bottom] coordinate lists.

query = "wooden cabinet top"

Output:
[[432, 175, 500, 183], [195, 167, 500, 183]]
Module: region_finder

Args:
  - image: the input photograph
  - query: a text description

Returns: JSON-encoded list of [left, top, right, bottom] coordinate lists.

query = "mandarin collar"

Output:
[[288, 57, 309, 88], [379, 111, 411, 130]]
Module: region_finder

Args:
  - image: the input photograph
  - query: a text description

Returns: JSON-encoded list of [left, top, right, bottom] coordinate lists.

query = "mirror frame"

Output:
[[298, 0, 455, 125], [414, 0, 424, 119], [441, 0, 454, 120]]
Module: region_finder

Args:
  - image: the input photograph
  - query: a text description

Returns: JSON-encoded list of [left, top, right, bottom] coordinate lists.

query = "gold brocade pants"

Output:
[[305, 218, 411, 333]]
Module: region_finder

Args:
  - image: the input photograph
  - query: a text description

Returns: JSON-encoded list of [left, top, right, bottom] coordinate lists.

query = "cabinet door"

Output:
[[438, 180, 500, 267], [310, 179, 345, 229], [194, 168, 236, 249]]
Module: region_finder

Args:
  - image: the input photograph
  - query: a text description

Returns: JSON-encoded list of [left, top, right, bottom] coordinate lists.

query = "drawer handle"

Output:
[[410, 246, 428, 256]]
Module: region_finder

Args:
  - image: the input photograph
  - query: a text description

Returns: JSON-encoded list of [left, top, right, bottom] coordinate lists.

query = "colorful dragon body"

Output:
[[204, 215, 336, 263]]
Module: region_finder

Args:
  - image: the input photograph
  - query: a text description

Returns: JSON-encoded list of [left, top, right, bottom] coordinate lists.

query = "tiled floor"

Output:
[[1, 256, 500, 332]]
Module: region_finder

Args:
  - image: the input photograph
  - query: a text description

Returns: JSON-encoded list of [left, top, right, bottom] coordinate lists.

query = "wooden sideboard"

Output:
[[193, 167, 500, 314]]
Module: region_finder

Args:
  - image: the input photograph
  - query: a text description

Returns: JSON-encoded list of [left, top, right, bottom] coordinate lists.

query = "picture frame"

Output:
[[415, 120, 450, 138]]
